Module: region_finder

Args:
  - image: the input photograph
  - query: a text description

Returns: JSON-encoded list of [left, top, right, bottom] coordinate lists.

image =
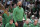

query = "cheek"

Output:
[[11, 21, 13, 23]]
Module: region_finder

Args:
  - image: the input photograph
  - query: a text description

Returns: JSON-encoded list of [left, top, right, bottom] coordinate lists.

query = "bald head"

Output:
[[17, 1, 22, 7]]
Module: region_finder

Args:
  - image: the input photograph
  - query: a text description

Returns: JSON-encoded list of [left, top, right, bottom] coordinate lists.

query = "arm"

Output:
[[13, 8, 17, 23], [23, 23, 26, 27]]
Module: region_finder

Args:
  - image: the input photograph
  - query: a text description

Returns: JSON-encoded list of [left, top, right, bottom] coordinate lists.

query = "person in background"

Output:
[[27, 12, 31, 19], [0, 16, 4, 27], [7, 0, 10, 6], [5, 19, 15, 27], [0, 16, 2, 24], [12, 4, 16, 10], [8, 5, 12, 13], [38, 11, 40, 27], [27, 2, 34, 12], [13, 1, 26, 27], [31, 19, 39, 27], [0, 3, 5, 9], [30, 15, 35, 24], [23, 19, 31, 27], [2, 7, 11, 27]]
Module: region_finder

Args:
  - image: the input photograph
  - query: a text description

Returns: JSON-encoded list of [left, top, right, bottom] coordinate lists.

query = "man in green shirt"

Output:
[[13, 1, 26, 27], [2, 8, 11, 27], [23, 19, 31, 27], [5, 19, 15, 27], [2, 13, 11, 27], [31, 19, 39, 27]]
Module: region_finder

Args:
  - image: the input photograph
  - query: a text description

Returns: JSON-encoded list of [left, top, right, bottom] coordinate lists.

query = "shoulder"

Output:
[[6, 23, 9, 25], [21, 7, 24, 11]]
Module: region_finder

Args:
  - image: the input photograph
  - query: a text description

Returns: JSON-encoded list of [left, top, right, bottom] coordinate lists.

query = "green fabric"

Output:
[[2, 13, 11, 25], [9, 7, 13, 13], [5, 23, 15, 27], [9, 8, 12, 12], [31, 24, 39, 27], [13, 6, 26, 22], [23, 23, 31, 27], [12, 8, 14, 10]]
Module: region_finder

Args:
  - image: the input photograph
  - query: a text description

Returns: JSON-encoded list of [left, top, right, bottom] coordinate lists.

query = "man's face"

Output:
[[34, 20, 38, 25], [26, 20, 29, 24], [17, 1, 22, 7], [19, 3, 22, 7], [10, 20, 13, 24]]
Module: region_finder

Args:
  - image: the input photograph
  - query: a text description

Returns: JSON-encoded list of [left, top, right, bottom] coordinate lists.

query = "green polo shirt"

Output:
[[13, 6, 26, 22]]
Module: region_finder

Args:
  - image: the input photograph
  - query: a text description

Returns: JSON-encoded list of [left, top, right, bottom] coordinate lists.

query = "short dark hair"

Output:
[[10, 19, 13, 21]]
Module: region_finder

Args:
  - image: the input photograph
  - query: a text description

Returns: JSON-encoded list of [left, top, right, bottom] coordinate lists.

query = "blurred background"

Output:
[[0, 0, 40, 27]]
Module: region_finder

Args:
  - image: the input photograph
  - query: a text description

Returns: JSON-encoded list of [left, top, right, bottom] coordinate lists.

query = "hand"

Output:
[[15, 22, 18, 26]]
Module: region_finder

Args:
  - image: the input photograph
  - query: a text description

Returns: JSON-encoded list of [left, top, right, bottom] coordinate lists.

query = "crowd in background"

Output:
[[0, 0, 40, 27]]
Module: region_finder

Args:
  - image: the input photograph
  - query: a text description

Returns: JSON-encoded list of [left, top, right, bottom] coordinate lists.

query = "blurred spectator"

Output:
[[0, 3, 5, 9], [0, 16, 2, 23], [0, 16, 3, 27], [31, 19, 39, 27], [27, 12, 31, 19], [23, 19, 31, 27], [7, 0, 10, 5], [2, 7, 12, 27], [12, 4, 16, 11], [5, 19, 15, 27], [30, 15, 35, 24], [27, 2, 34, 11]]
